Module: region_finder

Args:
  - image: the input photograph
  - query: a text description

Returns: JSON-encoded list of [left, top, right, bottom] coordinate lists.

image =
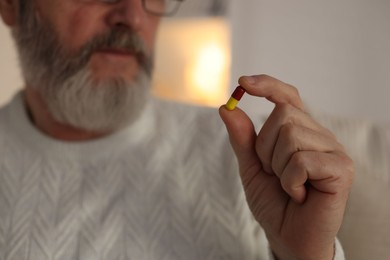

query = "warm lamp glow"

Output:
[[152, 17, 231, 106], [190, 43, 226, 100]]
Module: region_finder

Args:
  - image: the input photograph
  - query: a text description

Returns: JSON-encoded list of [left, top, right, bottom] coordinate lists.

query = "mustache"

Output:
[[77, 29, 154, 76]]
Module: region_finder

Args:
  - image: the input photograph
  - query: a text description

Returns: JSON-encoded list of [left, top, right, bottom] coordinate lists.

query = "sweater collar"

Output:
[[7, 91, 155, 161]]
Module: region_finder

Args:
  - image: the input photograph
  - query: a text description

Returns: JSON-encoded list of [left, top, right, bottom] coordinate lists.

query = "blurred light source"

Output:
[[152, 17, 231, 107]]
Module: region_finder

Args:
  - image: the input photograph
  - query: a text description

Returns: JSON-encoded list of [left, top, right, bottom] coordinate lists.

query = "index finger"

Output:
[[239, 74, 305, 111]]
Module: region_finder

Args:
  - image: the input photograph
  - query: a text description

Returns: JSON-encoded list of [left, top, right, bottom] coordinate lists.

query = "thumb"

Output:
[[218, 105, 262, 174], [219, 105, 283, 226]]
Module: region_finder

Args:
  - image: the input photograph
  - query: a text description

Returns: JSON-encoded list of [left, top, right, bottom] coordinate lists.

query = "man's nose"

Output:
[[105, 0, 145, 31]]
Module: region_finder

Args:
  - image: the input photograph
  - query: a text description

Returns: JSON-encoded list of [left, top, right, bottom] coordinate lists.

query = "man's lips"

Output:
[[95, 48, 138, 58], [89, 48, 150, 75]]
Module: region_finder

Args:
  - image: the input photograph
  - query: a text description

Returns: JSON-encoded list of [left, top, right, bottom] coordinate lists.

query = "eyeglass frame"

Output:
[[141, 0, 184, 17], [99, 0, 184, 16]]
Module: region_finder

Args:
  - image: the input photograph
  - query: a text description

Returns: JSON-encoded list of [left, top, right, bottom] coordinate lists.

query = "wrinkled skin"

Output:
[[220, 75, 354, 260]]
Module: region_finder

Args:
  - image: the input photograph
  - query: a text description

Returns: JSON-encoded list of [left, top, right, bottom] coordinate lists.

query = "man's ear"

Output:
[[0, 0, 18, 26]]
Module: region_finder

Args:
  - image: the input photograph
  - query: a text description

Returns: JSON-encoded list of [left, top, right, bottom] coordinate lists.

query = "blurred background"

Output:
[[1, 0, 389, 123]]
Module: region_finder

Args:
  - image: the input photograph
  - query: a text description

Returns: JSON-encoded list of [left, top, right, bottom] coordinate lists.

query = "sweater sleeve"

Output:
[[265, 238, 345, 260]]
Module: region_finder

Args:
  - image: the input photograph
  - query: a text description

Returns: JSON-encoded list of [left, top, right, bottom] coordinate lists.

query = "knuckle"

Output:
[[241, 74, 270, 85], [280, 170, 304, 200], [256, 74, 272, 86], [289, 152, 307, 170], [279, 123, 301, 153], [280, 122, 298, 140], [323, 126, 337, 139], [288, 84, 300, 97], [274, 103, 295, 120], [258, 74, 272, 82]]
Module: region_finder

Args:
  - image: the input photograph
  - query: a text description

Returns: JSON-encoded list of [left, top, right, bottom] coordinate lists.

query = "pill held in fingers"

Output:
[[225, 86, 246, 110]]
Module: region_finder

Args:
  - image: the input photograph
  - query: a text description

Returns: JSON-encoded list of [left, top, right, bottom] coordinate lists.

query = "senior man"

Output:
[[0, 0, 354, 259]]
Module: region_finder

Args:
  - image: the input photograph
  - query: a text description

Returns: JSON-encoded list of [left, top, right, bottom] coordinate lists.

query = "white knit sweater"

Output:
[[0, 92, 344, 260]]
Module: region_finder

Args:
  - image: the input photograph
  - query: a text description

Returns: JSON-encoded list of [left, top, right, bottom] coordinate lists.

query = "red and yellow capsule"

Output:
[[225, 86, 246, 110]]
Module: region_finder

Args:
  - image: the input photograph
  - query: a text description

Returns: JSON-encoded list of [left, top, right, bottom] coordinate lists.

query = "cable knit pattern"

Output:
[[0, 93, 272, 260], [0, 93, 352, 260]]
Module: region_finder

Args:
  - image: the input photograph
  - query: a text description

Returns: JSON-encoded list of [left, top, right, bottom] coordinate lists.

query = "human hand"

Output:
[[219, 75, 354, 260]]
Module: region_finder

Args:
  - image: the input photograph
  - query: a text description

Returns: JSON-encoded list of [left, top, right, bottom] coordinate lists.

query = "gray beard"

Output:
[[39, 68, 151, 132], [11, 1, 153, 132]]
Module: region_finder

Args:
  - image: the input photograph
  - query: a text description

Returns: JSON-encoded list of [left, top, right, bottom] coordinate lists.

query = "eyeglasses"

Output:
[[144, 0, 184, 16], [98, 0, 184, 16]]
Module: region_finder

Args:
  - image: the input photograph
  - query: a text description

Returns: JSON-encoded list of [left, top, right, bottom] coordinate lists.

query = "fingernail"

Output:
[[243, 76, 255, 84]]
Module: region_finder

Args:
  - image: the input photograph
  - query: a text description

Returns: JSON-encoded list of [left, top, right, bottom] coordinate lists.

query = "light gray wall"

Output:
[[0, 24, 23, 106], [229, 0, 390, 123]]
